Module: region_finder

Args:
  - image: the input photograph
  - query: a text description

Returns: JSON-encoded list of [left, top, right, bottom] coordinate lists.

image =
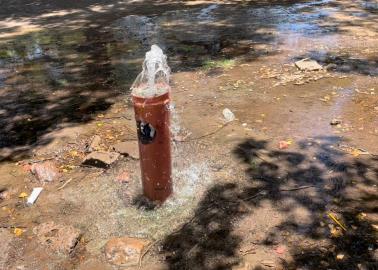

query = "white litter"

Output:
[[27, 187, 43, 206], [223, 108, 235, 122]]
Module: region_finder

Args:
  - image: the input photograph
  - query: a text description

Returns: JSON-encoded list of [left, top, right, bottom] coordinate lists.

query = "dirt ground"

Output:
[[0, 0, 377, 269]]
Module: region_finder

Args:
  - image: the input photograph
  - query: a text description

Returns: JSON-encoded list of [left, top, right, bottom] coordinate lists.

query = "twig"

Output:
[[328, 212, 347, 231], [279, 185, 315, 192], [102, 115, 131, 121], [26, 157, 56, 164], [138, 239, 160, 269], [57, 178, 73, 190], [0, 224, 27, 229], [243, 190, 267, 201], [177, 122, 230, 142], [243, 185, 315, 201]]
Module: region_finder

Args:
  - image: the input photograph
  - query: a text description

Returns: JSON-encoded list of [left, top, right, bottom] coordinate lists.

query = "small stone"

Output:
[[330, 119, 342, 125], [83, 151, 120, 168], [112, 141, 139, 159], [87, 135, 102, 152], [104, 237, 150, 266], [31, 161, 60, 182], [295, 58, 323, 71], [33, 221, 81, 255], [275, 245, 286, 255], [278, 141, 290, 149], [336, 253, 345, 260]]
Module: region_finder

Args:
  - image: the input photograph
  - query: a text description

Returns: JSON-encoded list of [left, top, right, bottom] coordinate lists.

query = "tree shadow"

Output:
[[1, 0, 377, 162], [1, 0, 323, 162], [162, 136, 378, 269]]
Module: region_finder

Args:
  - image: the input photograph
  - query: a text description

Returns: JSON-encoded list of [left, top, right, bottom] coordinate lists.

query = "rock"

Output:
[[31, 161, 60, 182], [0, 229, 13, 269], [83, 151, 120, 168], [295, 58, 323, 71], [330, 119, 342, 125], [87, 135, 102, 152], [104, 237, 150, 266], [112, 141, 139, 159], [275, 245, 286, 255], [223, 108, 235, 122], [33, 221, 81, 255]]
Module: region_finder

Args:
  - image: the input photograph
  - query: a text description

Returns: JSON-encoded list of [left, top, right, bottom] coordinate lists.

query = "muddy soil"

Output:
[[0, 0, 377, 270]]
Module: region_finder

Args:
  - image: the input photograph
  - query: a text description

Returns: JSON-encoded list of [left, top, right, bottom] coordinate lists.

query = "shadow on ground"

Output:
[[0, 1, 377, 160], [1, 0, 326, 162], [162, 136, 378, 270]]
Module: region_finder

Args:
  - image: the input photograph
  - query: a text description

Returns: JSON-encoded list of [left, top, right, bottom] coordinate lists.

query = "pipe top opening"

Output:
[[131, 45, 171, 98]]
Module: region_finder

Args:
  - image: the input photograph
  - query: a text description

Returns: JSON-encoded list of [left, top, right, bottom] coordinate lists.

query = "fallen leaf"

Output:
[[19, 192, 28, 198], [69, 150, 79, 157], [14, 228, 24, 237], [97, 122, 104, 127]]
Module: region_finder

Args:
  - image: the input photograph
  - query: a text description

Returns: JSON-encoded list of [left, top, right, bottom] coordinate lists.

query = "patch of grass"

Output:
[[202, 59, 236, 70]]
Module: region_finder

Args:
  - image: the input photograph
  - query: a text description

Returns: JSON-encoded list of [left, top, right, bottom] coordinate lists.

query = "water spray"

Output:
[[131, 45, 172, 203]]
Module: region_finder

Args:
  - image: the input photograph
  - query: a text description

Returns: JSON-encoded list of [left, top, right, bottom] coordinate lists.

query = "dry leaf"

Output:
[[18, 192, 28, 198], [14, 228, 24, 237], [69, 150, 79, 157]]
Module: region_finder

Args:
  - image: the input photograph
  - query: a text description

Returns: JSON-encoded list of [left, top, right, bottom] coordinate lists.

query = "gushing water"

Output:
[[131, 44, 170, 98]]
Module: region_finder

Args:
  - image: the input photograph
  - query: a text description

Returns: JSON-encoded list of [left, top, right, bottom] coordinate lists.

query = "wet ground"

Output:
[[0, 0, 377, 269]]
